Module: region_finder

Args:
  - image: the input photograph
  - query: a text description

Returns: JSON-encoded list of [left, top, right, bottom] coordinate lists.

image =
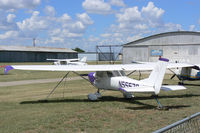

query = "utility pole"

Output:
[[33, 38, 36, 47]]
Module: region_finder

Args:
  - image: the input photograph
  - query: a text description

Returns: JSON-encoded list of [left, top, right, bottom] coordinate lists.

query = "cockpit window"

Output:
[[112, 71, 126, 77], [107, 71, 113, 77], [96, 71, 126, 78]]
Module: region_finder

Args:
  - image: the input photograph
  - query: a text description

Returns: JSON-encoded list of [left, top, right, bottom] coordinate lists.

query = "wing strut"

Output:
[[72, 71, 98, 90], [46, 72, 70, 100]]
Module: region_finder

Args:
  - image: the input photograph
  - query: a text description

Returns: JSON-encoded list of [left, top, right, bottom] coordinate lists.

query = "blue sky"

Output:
[[0, 0, 200, 51]]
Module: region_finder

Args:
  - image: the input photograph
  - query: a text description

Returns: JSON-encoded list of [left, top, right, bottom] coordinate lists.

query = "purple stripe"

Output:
[[5, 65, 14, 75], [159, 58, 169, 62], [119, 88, 127, 93]]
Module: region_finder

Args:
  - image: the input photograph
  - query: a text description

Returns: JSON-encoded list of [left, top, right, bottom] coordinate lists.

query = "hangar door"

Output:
[[123, 46, 149, 64]]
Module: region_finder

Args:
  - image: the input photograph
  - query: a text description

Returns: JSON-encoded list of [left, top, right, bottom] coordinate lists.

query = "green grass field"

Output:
[[0, 63, 200, 133]]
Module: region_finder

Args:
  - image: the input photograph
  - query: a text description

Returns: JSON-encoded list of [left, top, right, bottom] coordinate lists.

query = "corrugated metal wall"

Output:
[[0, 51, 78, 62], [123, 44, 200, 64], [123, 46, 149, 63], [123, 32, 200, 64]]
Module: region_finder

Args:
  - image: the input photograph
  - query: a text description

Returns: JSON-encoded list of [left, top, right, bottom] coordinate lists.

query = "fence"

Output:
[[153, 112, 200, 133]]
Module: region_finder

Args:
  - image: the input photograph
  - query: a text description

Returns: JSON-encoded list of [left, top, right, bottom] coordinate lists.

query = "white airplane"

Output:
[[5, 58, 194, 108], [169, 65, 200, 84], [46, 56, 87, 65]]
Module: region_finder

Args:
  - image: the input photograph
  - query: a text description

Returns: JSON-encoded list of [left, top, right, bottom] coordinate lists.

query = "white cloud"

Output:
[[163, 23, 182, 31], [7, 14, 16, 23], [76, 13, 93, 25], [117, 6, 142, 23], [88, 35, 99, 42], [112, 1, 166, 34], [134, 24, 148, 30], [0, 0, 41, 10], [44, 5, 56, 16], [17, 11, 48, 31], [142, 2, 164, 19], [57, 13, 72, 25], [126, 35, 142, 42], [141, 2, 164, 27], [110, 0, 125, 7], [101, 33, 112, 38], [82, 0, 112, 14], [0, 30, 18, 39]]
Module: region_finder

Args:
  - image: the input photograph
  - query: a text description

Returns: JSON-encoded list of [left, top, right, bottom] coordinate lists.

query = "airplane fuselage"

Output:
[[88, 71, 148, 91]]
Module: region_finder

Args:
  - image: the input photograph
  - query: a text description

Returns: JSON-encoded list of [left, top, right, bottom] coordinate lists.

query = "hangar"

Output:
[[123, 31, 200, 64], [0, 45, 77, 62]]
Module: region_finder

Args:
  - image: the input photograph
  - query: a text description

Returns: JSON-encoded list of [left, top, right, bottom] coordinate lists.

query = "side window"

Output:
[[107, 71, 113, 77]]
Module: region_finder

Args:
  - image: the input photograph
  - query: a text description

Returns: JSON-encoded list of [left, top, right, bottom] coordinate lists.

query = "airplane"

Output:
[[168, 66, 200, 84], [132, 60, 200, 85], [46, 56, 87, 65], [5, 58, 194, 109]]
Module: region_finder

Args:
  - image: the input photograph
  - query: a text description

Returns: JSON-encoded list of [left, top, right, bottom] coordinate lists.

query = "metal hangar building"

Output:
[[0, 45, 77, 62], [123, 31, 200, 64]]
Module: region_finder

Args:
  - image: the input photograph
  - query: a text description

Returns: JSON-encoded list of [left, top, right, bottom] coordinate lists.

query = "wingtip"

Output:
[[4, 65, 14, 75]]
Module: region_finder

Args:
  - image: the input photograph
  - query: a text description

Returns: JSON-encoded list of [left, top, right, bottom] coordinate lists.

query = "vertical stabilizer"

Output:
[[81, 56, 87, 62], [142, 58, 169, 94]]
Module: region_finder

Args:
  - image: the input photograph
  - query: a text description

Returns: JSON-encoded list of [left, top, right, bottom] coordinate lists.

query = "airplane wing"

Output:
[[167, 62, 195, 69], [9, 64, 155, 72], [46, 58, 80, 62], [7, 62, 194, 73], [133, 61, 194, 69]]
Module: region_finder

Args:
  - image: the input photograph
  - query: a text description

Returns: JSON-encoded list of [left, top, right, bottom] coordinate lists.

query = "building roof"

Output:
[[124, 31, 200, 46], [0, 45, 76, 53]]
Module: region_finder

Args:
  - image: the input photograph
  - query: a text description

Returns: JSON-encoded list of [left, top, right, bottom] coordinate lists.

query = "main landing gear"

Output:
[[88, 89, 102, 101], [123, 93, 134, 99], [152, 95, 168, 110]]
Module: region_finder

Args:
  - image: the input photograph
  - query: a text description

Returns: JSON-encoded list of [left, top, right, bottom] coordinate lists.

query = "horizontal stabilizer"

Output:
[[161, 85, 187, 91], [119, 87, 155, 93]]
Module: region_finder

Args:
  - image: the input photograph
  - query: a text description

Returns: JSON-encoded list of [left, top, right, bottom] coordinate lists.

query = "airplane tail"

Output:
[[80, 56, 87, 62], [141, 58, 169, 94]]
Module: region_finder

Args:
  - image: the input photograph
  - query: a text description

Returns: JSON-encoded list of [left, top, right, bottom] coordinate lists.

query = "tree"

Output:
[[73, 47, 85, 53]]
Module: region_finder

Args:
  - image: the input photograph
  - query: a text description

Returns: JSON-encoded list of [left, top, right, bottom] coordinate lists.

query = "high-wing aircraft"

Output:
[[46, 56, 87, 65], [169, 65, 200, 84], [5, 58, 194, 108]]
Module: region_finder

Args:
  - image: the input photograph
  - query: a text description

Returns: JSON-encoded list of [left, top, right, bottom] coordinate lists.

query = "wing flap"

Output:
[[161, 85, 186, 91], [119, 87, 155, 93]]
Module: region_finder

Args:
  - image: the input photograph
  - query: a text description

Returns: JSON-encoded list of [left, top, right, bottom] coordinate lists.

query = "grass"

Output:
[[0, 73, 200, 133], [0, 62, 200, 132]]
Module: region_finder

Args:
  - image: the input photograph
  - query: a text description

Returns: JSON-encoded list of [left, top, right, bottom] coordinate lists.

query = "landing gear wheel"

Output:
[[88, 93, 98, 101], [178, 82, 184, 85], [123, 93, 134, 99], [88, 91, 102, 101]]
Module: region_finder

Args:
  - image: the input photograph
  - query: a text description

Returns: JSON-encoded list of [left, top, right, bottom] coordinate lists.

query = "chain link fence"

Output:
[[153, 112, 200, 133]]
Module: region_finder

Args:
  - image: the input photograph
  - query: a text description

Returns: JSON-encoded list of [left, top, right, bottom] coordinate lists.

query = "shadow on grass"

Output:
[[20, 93, 200, 105], [126, 105, 190, 111]]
